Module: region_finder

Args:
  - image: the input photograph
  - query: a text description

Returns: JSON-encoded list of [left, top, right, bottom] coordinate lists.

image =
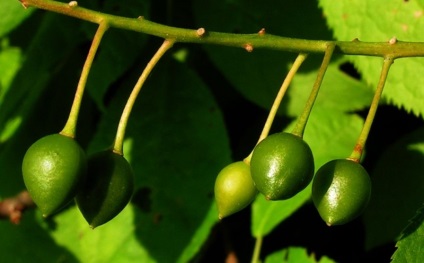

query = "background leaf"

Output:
[[319, 0, 424, 117], [363, 127, 424, 250], [0, 1, 35, 38], [391, 204, 424, 263], [265, 246, 335, 263]]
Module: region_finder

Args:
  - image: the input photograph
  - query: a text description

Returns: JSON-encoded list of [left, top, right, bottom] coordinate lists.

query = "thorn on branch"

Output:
[[68, 1, 78, 8], [0, 191, 35, 224], [258, 28, 266, 36], [244, 43, 254, 52], [19, 0, 28, 9], [196, 28, 206, 37], [389, 37, 398, 45]]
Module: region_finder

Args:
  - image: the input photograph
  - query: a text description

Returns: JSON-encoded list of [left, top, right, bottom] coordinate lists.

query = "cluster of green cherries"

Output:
[[22, 133, 135, 228], [20, 27, 173, 228], [213, 49, 387, 226], [214, 132, 371, 226], [20, 23, 141, 229]]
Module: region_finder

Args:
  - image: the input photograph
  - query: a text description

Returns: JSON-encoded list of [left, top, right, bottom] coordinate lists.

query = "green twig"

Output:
[[60, 20, 109, 138], [19, 0, 424, 58], [292, 44, 335, 138], [112, 39, 175, 155], [244, 53, 308, 164], [251, 236, 263, 263], [349, 56, 394, 162]]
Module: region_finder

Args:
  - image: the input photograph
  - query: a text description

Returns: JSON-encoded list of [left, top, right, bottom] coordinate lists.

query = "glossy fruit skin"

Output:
[[250, 132, 314, 200], [214, 161, 258, 219], [312, 159, 371, 226], [22, 134, 87, 217], [76, 150, 135, 228]]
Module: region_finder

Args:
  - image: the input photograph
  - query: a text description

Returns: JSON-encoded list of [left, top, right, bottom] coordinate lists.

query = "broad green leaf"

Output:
[[391, 204, 424, 263], [265, 246, 335, 263], [193, 0, 334, 113], [53, 58, 230, 262], [288, 58, 374, 116], [49, 205, 153, 263], [0, 0, 35, 38], [0, 13, 85, 142], [84, 0, 150, 111], [0, 210, 78, 262], [319, 0, 424, 117], [363, 127, 424, 250], [252, 185, 311, 238], [252, 108, 364, 237], [0, 41, 23, 104]]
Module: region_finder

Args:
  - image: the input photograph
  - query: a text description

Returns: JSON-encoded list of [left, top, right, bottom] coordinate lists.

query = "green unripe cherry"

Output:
[[22, 134, 87, 217], [312, 159, 371, 226], [250, 132, 314, 200], [76, 150, 135, 228], [214, 161, 258, 219]]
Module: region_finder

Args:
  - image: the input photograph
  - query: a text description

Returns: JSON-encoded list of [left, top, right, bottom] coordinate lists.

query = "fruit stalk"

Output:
[[61, 21, 109, 138], [349, 56, 394, 162], [251, 236, 263, 263], [244, 53, 308, 163], [113, 39, 175, 155], [292, 43, 335, 138]]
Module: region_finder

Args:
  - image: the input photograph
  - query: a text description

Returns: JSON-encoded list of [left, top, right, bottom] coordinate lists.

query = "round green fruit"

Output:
[[250, 132, 314, 200], [22, 134, 87, 217], [312, 159, 371, 226], [76, 150, 135, 228], [214, 161, 257, 219]]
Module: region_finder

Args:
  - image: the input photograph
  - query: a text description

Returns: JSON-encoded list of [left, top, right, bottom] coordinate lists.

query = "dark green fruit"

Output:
[[22, 134, 87, 217], [214, 161, 258, 219], [76, 150, 135, 228], [312, 159, 371, 226], [250, 132, 314, 200]]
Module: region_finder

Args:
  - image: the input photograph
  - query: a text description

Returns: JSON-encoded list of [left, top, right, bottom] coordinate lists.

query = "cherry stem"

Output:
[[112, 39, 175, 155], [244, 53, 308, 164], [60, 21, 109, 138], [291, 43, 335, 138], [251, 236, 263, 263], [349, 56, 394, 162]]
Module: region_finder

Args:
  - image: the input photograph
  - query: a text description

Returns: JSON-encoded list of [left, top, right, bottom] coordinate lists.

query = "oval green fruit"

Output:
[[22, 134, 87, 217], [250, 132, 314, 200], [76, 150, 135, 228], [214, 161, 257, 219], [312, 159, 371, 226]]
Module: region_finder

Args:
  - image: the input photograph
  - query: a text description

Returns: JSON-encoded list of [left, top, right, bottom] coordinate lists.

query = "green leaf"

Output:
[[0, 13, 85, 144], [0, 1, 35, 38], [363, 127, 424, 250], [391, 204, 424, 263], [288, 58, 374, 116], [51, 58, 231, 262], [0, 41, 23, 105], [84, 0, 150, 111], [265, 246, 335, 263], [319, 0, 424, 117], [0, 210, 78, 262], [49, 205, 153, 263], [252, 108, 364, 237], [193, 0, 333, 112]]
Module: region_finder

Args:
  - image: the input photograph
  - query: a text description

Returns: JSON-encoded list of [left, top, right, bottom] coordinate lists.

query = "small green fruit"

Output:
[[312, 159, 371, 226], [214, 161, 257, 219], [76, 150, 134, 228], [22, 134, 87, 217], [250, 132, 314, 200]]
